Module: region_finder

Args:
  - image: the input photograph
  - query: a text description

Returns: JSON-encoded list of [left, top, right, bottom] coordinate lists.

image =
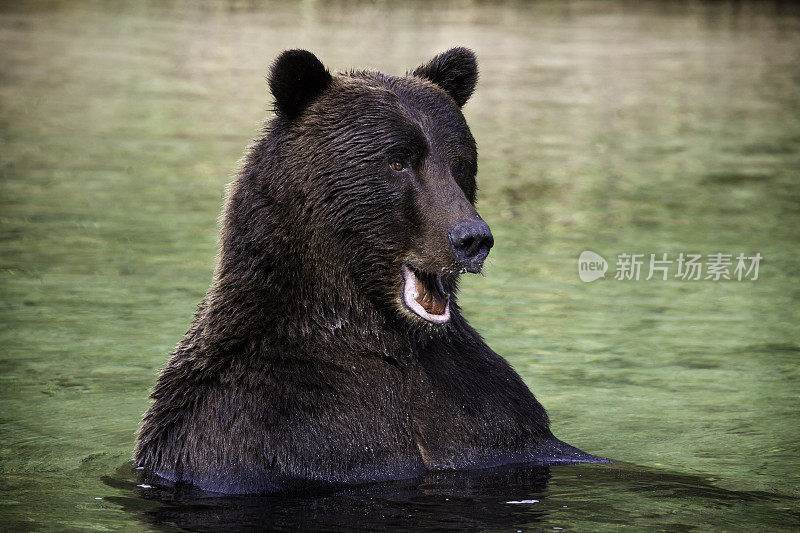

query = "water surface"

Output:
[[1, 0, 799, 530]]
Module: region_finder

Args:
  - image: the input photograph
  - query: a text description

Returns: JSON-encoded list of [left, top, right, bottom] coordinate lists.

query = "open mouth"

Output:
[[402, 264, 450, 324]]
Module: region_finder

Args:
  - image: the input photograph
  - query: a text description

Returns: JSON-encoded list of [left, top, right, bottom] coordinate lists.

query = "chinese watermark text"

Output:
[[578, 251, 762, 282]]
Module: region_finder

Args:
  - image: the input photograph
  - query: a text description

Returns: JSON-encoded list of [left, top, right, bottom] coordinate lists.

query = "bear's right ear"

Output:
[[412, 47, 478, 108], [269, 49, 332, 121]]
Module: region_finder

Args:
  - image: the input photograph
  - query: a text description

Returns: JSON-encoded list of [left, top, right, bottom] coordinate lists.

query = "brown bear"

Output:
[[134, 48, 601, 494]]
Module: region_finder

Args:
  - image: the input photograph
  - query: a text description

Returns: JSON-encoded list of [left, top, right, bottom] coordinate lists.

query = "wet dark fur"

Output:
[[134, 48, 600, 494]]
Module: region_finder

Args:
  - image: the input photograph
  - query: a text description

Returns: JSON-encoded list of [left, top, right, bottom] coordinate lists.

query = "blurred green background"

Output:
[[1, 0, 798, 530]]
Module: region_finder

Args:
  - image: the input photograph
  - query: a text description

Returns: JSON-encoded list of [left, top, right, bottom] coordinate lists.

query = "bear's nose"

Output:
[[448, 220, 494, 273]]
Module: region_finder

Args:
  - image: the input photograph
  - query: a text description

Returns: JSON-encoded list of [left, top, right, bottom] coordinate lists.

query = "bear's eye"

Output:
[[390, 160, 405, 172]]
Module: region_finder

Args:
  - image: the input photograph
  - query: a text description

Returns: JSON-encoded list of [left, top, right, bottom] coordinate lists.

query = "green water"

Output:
[[1, 1, 798, 530]]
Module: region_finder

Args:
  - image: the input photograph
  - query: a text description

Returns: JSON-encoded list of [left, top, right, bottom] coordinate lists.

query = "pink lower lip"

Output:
[[402, 265, 450, 324]]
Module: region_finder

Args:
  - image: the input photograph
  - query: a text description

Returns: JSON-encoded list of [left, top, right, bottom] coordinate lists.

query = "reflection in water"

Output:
[[105, 464, 551, 531], [102, 462, 796, 532]]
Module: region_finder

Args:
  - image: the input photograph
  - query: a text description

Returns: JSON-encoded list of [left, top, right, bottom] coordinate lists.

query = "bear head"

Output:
[[228, 48, 493, 330]]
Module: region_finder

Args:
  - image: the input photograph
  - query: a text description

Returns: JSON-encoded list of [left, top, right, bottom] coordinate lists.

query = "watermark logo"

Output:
[[578, 251, 762, 282], [578, 250, 608, 282]]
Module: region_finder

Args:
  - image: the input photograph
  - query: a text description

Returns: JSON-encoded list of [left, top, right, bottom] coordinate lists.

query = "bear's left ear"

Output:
[[412, 47, 478, 108], [269, 49, 333, 120]]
